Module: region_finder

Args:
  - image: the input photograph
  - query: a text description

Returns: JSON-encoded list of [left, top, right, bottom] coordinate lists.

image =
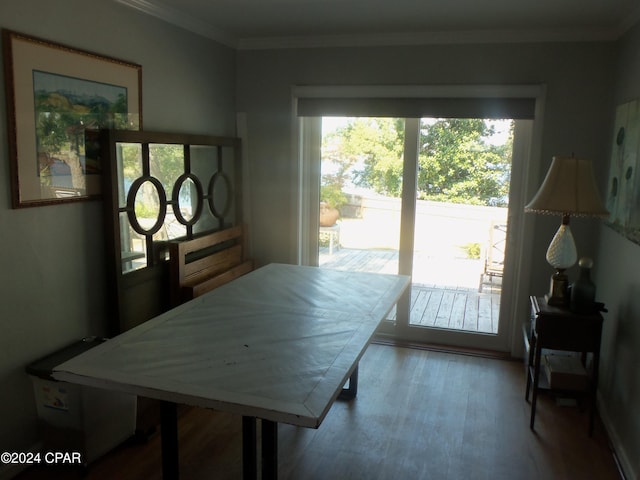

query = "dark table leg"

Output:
[[242, 417, 257, 480], [589, 349, 600, 436], [339, 364, 359, 400], [262, 420, 278, 480], [530, 344, 542, 430], [525, 333, 536, 402], [160, 401, 179, 479]]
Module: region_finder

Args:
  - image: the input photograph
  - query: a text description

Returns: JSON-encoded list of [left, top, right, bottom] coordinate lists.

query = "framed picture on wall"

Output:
[[2, 29, 142, 208], [606, 100, 640, 245]]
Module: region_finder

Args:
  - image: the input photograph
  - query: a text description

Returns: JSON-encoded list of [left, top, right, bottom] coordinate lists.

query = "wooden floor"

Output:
[[320, 247, 501, 334], [16, 344, 620, 480]]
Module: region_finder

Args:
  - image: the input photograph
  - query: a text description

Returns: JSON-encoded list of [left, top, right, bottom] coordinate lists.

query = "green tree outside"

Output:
[[322, 117, 513, 206], [419, 118, 512, 205]]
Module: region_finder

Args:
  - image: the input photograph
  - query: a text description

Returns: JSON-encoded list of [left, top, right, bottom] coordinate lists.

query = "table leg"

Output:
[[262, 420, 278, 480], [339, 364, 359, 400], [525, 334, 535, 402], [530, 345, 542, 430], [160, 401, 179, 480], [242, 417, 257, 480], [589, 349, 600, 436]]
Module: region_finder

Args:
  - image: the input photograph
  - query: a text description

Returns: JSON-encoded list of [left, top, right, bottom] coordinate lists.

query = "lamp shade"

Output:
[[525, 156, 609, 217]]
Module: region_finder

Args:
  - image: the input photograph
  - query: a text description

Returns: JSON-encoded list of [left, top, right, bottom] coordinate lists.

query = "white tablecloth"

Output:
[[54, 264, 410, 428]]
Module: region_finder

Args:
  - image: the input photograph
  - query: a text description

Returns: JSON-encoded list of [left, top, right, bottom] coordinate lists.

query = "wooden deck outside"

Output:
[[319, 247, 501, 334]]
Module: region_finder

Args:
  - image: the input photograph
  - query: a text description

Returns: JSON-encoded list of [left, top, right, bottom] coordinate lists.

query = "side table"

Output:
[[524, 296, 604, 435]]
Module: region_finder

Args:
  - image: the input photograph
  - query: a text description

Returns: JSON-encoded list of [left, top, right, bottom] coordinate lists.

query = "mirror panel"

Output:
[[120, 212, 146, 274], [149, 144, 184, 200], [99, 130, 241, 335], [114, 141, 239, 274], [220, 145, 237, 223], [177, 176, 197, 222], [116, 143, 143, 209], [133, 178, 162, 232], [209, 172, 230, 218]]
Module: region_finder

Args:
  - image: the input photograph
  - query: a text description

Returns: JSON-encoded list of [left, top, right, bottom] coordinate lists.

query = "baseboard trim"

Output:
[[597, 392, 637, 480], [373, 335, 515, 361]]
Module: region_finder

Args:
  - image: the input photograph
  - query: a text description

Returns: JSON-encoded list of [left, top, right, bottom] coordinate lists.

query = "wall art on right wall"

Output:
[[606, 99, 640, 245]]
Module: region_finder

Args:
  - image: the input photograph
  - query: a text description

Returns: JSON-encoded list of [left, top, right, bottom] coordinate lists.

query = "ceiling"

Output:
[[116, 0, 640, 49]]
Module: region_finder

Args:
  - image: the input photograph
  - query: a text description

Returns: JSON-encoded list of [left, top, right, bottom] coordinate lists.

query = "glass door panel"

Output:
[[315, 116, 515, 350], [318, 117, 403, 279], [410, 201, 507, 333]]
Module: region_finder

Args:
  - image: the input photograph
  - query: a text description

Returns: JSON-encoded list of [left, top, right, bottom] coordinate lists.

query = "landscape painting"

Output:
[[33, 71, 129, 190], [2, 29, 141, 207]]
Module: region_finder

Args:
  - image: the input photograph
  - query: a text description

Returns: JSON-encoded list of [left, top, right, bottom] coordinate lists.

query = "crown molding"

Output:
[[115, 0, 238, 48], [237, 27, 621, 50], [115, 0, 637, 51]]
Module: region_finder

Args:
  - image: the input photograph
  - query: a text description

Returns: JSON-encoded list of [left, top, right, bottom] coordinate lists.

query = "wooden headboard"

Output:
[[169, 225, 253, 307]]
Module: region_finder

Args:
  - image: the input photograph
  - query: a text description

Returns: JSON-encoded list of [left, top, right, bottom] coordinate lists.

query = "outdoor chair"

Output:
[[479, 221, 507, 292]]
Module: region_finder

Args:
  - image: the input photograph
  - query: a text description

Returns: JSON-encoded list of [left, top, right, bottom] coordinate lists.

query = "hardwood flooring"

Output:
[[16, 344, 621, 480]]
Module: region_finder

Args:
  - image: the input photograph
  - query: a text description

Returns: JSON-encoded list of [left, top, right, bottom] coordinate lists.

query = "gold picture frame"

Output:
[[2, 29, 142, 208]]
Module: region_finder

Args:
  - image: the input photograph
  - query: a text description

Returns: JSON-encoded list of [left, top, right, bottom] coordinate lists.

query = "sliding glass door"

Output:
[[407, 118, 511, 337], [295, 85, 542, 352], [309, 115, 524, 351]]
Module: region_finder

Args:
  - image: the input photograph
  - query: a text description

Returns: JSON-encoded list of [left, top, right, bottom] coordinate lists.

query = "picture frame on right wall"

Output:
[[606, 99, 640, 245]]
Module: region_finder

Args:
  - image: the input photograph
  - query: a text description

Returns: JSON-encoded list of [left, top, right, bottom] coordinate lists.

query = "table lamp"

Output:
[[525, 156, 608, 305]]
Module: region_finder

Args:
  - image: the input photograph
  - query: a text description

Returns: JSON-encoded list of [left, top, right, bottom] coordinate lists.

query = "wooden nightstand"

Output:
[[524, 296, 604, 435]]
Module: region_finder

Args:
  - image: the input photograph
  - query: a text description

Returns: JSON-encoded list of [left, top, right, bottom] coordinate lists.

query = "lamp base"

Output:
[[546, 269, 570, 306]]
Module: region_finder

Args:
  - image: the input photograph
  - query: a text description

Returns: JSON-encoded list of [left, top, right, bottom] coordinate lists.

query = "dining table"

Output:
[[53, 263, 410, 479]]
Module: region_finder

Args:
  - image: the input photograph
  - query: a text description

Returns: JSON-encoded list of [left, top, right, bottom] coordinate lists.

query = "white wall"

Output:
[[237, 42, 614, 286], [0, 0, 235, 465], [595, 22, 640, 480]]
